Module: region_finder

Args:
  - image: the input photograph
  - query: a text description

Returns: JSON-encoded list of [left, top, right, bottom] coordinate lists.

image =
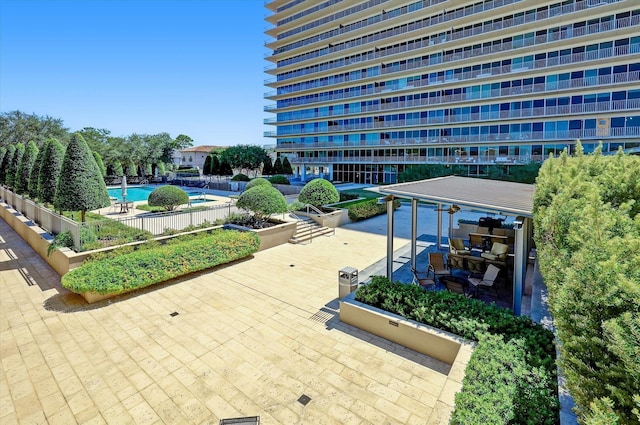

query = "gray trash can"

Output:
[[339, 267, 358, 299]]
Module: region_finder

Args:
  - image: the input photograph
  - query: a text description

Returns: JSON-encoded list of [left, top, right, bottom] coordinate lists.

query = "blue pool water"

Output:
[[108, 186, 204, 202]]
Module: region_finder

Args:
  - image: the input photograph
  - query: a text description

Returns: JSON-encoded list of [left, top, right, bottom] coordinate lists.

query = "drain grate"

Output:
[[219, 417, 260, 425], [309, 307, 337, 324], [169, 312, 179, 317], [297, 394, 312, 406]]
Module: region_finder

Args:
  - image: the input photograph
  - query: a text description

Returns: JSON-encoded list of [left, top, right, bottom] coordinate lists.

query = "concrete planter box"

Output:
[[340, 292, 473, 365], [295, 208, 348, 227], [224, 219, 296, 251]]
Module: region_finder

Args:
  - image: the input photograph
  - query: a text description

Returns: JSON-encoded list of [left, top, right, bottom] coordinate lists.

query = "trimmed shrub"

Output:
[[236, 185, 288, 226], [273, 157, 284, 174], [15, 141, 38, 195], [245, 177, 272, 190], [156, 162, 166, 176], [355, 276, 558, 424], [93, 151, 107, 177], [54, 133, 110, 221], [61, 229, 260, 295], [268, 175, 290, 185], [231, 173, 250, 181], [6, 142, 24, 188], [38, 138, 65, 205], [0, 144, 16, 185], [347, 198, 401, 221], [28, 143, 46, 199], [147, 185, 189, 211], [298, 178, 339, 207], [282, 157, 293, 174]]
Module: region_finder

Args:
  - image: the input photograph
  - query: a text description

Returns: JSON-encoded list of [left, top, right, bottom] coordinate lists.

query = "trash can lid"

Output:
[[339, 266, 358, 273]]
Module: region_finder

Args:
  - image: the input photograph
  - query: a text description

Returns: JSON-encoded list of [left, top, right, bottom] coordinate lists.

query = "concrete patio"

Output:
[[0, 212, 470, 424]]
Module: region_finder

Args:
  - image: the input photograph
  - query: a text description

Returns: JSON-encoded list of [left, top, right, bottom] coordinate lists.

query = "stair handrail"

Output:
[[302, 204, 337, 236]]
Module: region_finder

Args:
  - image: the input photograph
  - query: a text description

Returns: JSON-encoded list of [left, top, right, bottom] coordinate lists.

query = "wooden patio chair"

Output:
[[428, 252, 450, 279], [410, 265, 436, 288]]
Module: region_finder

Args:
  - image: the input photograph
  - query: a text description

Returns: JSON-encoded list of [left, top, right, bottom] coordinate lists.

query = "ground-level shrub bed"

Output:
[[62, 229, 260, 295], [355, 276, 559, 425], [347, 198, 401, 221]]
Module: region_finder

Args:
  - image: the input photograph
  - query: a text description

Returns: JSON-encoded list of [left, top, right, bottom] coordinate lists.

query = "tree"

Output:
[[273, 157, 284, 174], [147, 186, 188, 211], [202, 155, 213, 176], [38, 138, 65, 206], [93, 151, 107, 177], [211, 155, 221, 176], [78, 127, 110, 154], [29, 142, 47, 199], [15, 141, 39, 195], [262, 157, 274, 175], [6, 143, 24, 189], [156, 162, 166, 177], [0, 144, 16, 185], [0, 146, 6, 173], [0, 111, 69, 148], [164, 134, 193, 164], [219, 157, 233, 176], [112, 161, 124, 177], [54, 133, 110, 222], [298, 179, 339, 207], [236, 185, 288, 227], [220, 145, 270, 177], [282, 157, 293, 175]]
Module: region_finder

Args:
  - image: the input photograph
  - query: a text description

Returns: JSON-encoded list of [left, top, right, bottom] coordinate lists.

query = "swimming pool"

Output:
[[107, 186, 205, 202]]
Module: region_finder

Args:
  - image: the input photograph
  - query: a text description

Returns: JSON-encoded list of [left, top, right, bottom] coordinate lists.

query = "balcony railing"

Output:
[[288, 155, 556, 165], [267, 71, 639, 122], [266, 43, 637, 107], [269, 12, 636, 91]]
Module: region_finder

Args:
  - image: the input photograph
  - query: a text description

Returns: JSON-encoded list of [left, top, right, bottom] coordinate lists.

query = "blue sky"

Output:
[[0, 0, 271, 146]]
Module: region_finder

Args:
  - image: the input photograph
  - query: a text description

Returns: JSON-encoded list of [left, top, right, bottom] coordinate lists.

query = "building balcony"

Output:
[[287, 154, 553, 165]]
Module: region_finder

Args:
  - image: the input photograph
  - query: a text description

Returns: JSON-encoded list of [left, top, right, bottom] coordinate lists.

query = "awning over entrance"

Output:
[[378, 176, 535, 315], [379, 176, 534, 218]]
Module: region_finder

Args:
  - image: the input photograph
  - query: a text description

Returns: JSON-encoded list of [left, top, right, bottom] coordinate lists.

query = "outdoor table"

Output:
[[469, 232, 508, 251], [116, 201, 133, 214]]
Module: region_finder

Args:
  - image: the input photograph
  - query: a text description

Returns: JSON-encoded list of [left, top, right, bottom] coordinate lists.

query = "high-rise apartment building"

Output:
[[265, 0, 639, 184]]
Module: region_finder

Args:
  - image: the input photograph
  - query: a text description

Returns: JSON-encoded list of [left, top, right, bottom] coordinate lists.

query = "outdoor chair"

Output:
[[468, 233, 485, 251], [465, 256, 486, 275], [441, 276, 473, 298], [468, 264, 501, 299], [428, 252, 450, 279], [447, 253, 466, 271], [411, 265, 436, 288], [481, 242, 509, 268], [449, 238, 471, 255]]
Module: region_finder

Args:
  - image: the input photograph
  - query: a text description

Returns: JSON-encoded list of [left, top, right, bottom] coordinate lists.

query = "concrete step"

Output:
[[289, 219, 334, 244]]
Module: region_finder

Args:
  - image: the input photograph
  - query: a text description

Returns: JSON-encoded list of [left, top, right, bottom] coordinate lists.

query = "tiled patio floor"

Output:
[[1, 217, 466, 425]]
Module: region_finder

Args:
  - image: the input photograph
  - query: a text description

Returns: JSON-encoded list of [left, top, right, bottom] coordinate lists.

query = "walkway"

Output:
[[0, 216, 460, 424]]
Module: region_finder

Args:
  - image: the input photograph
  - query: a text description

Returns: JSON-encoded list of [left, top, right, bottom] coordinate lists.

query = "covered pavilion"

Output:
[[378, 176, 536, 315]]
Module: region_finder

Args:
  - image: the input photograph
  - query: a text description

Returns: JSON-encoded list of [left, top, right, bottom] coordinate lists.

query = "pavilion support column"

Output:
[[512, 216, 530, 316], [436, 203, 443, 250], [411, 199, 418, 271], [386, 196, 395, 280], [448, 210, 454, 240]]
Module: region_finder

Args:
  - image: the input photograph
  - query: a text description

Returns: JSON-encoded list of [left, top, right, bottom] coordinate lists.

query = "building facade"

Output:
[[264, 0, 640, 183]]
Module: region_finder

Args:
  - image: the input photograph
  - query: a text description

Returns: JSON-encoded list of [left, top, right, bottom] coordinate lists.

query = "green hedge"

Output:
[[347, 198, 401, 221], [62, 229, 260, 294], [355, 276, 558, 424]]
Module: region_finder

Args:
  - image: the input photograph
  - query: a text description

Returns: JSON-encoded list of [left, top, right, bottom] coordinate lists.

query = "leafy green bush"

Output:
[[268, 175, 290, 185], [339, 192, 359, 202], [231, 173, 250, 181], [236, 185, 288, 226], [62, 229, 260, 294], [534, 144, 640, 424], [47, 231, 74, 256], [245, 177, 271, 190], [355, 276, 558, 424], [147, 185, 189, 211], [298, 178, 339, 207], [347, 198, 401, 221]]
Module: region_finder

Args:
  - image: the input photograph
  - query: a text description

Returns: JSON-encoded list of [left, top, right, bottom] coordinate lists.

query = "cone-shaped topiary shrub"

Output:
[[6, 143, 24, 189], [147, 185, 189, 211], [0, 144, 16, 185], [15, 141, 38, 195], [28, 143, 46, 199], [54, 133, 111, 221], [38, 138, 65, 205], [298, 178, 339, 207]]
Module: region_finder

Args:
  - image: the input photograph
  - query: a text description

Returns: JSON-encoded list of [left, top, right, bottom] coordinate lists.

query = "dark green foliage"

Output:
[[93, 151, 107, 177], [0, 147, 6, 174], [0, 110, 69, 147], [147, 186, 189, 211], [533, 144, 640, 424], [236, 185, 288, 225], [54, 133, 111, 221], [220, 144, 270, 176], [399, 164, 457, 182], [347, 198, 401, 221], [125, 161, 137, 176], [273, 157, 284, 174], [339, 192, 360, 202], [38, 138, 65, 205], [112, 161, 124, 177], [28, 143, 46, 199], [156, 162, 166, 176], [231, 173, 250, 181], [211, 155, 221, 175], [203, 154, 212, 175], [61, 229, 260, 294], [245, 177, 271, 190], [356, 276, 558, 424], [6, 142, 24, 188], [268, 175, 290, 185], [298, 178, 339, 207], [262, 157, 273, 175], [282, 157, 293, 174], [15, 141, 38, 195], [219, 157, 233, 175], [47, 231, 74, 256], [0, 144, 15, 184], [398, 162, 541, 184]]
